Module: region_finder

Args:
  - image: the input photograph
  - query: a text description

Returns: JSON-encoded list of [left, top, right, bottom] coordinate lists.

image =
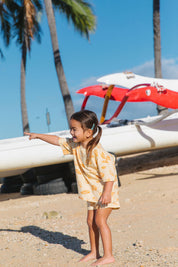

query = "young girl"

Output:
[[25, 110, 120, 266]]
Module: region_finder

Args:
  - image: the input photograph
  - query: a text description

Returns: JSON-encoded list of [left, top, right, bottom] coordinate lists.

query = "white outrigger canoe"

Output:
[[97, 71, 178, 92], [1, 72, 178, 179]]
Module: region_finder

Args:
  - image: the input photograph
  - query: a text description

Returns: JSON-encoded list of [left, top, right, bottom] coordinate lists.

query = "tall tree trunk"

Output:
[[21, 40, 30, 133], [44, 0, 75, 126], [153, 0, 167, 114]]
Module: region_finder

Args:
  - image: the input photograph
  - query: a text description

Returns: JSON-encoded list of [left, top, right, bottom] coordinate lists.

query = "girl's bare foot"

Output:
[[91, 255, 115, 266], [79, 252, 100, 263]]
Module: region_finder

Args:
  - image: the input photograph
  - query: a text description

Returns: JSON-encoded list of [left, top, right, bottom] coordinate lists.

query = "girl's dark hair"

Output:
[[70, 110, 102, 161]]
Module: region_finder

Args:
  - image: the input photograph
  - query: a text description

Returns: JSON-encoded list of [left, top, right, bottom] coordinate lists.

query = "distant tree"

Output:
[[153, 0, 167, 114], [9, 0, 42, 133], [43, 0, 96, 126]]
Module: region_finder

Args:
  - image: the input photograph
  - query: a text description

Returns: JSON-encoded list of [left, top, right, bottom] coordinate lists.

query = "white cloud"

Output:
[[70, 76, 98, 95], [76, 58, 178, 91], [162, 58, 178, 78], [79, 76, 99, 87], [131, 58, 178, 79], [131, 60, 154, 77]]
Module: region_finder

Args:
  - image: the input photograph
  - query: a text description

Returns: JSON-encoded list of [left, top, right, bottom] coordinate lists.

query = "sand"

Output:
[[0, 165, 178, 267]]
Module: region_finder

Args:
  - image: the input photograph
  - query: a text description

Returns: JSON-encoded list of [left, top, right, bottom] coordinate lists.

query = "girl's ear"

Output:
[[86, 129, 93, 138]]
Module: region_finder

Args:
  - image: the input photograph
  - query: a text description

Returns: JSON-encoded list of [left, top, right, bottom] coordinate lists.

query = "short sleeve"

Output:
[[95, 148, 117, 182], [58, 137, 74, 155]]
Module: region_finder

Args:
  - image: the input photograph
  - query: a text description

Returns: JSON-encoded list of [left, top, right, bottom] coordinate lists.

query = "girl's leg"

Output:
[[91, 208, 115, 266], [79, 210, 100, 262]]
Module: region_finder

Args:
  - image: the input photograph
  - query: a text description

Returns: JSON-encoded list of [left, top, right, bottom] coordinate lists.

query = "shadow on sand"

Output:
[[0, 226, 89, 256], [0, 192, 30, 202], [137, 171, 178, 180]]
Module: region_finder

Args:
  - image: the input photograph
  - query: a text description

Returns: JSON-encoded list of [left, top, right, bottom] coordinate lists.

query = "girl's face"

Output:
[[70, 119, 92, 146]]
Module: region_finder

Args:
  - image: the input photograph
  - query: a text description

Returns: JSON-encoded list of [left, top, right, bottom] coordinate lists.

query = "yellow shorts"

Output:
[[87, 201, 120, 210]]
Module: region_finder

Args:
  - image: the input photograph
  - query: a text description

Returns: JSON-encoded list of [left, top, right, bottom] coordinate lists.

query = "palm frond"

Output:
[[11, 0, 42, 51], [0, 1, 11, 46], [52, 0, 96, 40], [32, 0, 43, 12], [0, 47, 4, 59]]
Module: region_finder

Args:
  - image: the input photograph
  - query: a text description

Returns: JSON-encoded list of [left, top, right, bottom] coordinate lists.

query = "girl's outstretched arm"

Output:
[[24, 132, 60, 146]]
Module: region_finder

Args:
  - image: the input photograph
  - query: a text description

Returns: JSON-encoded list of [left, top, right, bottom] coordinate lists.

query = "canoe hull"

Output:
[[1, 113, 178, 178], [97, 72, 178, 92]]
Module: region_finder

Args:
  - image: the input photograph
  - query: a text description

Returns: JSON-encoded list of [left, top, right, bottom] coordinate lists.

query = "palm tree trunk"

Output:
[[43, 0, 75, 126], [21, 40, 30, 133], [153, 0, 167, 114]]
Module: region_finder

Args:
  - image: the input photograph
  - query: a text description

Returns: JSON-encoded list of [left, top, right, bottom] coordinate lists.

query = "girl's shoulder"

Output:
[[93, 143, 115, 161], [92, 142, 102, 152], [59, 137, 78, 149], [93, 142, 108, 152], [92, 143, 110, 155]]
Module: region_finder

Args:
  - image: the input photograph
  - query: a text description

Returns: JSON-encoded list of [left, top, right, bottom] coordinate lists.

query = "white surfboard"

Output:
[[97, 72, 178, 92]]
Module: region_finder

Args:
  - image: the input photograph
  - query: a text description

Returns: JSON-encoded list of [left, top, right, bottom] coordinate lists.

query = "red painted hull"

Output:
[[77, 85, 178, 109]]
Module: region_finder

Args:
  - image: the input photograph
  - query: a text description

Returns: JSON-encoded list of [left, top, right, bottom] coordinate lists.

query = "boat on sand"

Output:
[[1, 72, 178, 179]]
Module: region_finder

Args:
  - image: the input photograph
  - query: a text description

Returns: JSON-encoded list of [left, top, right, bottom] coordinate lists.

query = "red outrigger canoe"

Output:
[[77, 83, 178, 124]]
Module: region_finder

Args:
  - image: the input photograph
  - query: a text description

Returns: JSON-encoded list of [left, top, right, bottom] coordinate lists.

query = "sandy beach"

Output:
[[0, 164, 178, 267]]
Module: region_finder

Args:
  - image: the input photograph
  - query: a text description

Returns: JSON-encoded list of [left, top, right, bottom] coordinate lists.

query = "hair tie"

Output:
[[93, 126, 99, 138], [91, 123, 95, 130]]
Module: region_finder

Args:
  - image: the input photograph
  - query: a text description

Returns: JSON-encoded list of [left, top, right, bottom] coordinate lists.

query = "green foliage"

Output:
[[0, 1, 11, 46], [52, 0, 96, 40], [1, 0, 96, 51], [4, 0, 42, 52], [0, 48, 4, 58]]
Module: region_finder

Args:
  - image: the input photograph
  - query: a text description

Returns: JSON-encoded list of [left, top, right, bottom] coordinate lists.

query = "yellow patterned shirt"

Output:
[[59, 137, 120, 208]]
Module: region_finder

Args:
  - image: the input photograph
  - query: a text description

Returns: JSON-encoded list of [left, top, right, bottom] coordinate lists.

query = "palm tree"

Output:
[[153, 0, 167, 114], [43, 0, 96, 126], [0, 0, 11, 58], [9, 0, 42, 133]]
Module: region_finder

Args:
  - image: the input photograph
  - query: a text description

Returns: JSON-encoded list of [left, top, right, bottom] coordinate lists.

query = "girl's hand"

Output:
[[24, 132, 60, 146], [99, 191, 111, 205], [98, 181, 114, 205], [24, 132, 38, 140]]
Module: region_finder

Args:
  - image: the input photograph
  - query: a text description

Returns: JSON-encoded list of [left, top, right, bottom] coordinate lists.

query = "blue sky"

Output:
[[1, 0, 178, 139]]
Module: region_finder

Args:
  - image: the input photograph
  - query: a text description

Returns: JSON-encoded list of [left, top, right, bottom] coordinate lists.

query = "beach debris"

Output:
[[42, 211, 61, 219], [133, 240, 144, 247]]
